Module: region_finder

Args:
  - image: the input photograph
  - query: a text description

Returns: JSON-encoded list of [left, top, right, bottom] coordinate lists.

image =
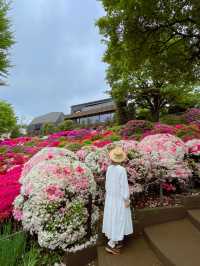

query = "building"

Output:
[[28, 112, 65, 134], [65, 98, 116, 124]]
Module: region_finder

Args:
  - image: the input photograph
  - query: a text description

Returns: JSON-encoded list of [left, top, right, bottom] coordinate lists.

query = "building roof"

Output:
[[65, 104, 116, 119], [30, 112, 64, 125], [71, 98, 113, 108]]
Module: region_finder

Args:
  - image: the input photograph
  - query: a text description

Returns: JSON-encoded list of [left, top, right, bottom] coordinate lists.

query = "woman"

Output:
[[102, 147, 133, 255]]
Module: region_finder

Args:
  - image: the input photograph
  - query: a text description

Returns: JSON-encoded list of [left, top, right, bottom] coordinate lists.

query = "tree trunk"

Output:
[[150, 94, 161, 122], [115, 100, 129, 124], [150, 107, 160, 122]]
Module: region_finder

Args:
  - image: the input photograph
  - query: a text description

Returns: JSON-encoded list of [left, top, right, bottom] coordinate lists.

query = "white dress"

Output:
[[102, 165, 133, 241]]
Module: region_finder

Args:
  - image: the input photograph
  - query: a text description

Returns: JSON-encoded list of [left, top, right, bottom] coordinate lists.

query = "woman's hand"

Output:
[[124, 199, 130, 208]]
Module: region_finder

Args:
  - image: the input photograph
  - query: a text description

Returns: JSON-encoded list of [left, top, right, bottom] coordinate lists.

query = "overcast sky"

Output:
[[0, 0, 107, 123]]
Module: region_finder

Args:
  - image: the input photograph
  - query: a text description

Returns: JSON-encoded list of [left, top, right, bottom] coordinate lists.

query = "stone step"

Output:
[[97, 237, 163, 266], [188, 209, 200, 231], [145, 219, 200, 266]]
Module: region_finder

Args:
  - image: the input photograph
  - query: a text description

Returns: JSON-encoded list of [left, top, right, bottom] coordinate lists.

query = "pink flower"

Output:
[[63, 167, 71, 175], [75, 166, 85, 175], [47, 153, 54, 160], [13, 208, 23, 221], [45, 185, 64, 201]]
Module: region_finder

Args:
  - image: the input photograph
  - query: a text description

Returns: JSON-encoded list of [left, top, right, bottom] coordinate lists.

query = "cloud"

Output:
[[0, 0, 107, 121]]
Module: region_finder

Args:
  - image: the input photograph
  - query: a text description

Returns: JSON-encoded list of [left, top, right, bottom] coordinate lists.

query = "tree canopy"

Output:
[[0, 100, 17, 135], [0, 0, 14, 79], [97, 0, 200, 122]]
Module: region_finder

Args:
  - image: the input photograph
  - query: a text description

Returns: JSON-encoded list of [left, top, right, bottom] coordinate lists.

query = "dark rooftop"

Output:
[[30, 112, 64, 125]]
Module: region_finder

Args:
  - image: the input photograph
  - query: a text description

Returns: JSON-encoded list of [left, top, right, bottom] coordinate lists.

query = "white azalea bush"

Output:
[[106, 140, 138, 153], [22, 147, 78, 177], [13, 148, 99, 252], [76, 145, 97, 162], [85, 148, 110, 178], [186, 139, 200, 156]]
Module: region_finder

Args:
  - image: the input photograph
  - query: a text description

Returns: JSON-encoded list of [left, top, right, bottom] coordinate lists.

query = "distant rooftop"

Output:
[[30, 112, 64, 125]]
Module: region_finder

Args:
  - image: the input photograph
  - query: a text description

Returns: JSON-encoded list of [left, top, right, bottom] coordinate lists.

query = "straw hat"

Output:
[[109, 147, 127, 163]]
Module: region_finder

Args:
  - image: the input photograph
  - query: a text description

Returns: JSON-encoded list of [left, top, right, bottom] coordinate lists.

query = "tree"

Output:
[[97, 0, 200, 82], [58, 120, 76, 131], [109, 61, 199, 121], [10, 124, 21, 138], [97, 0, 200, 121], [41, 123, 57, 136], [0, 100, 17, 135], [0, 0, 14, 80]]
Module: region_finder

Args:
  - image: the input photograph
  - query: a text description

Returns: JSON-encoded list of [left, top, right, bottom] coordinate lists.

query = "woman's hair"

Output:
[[111, 161, 120, 165]]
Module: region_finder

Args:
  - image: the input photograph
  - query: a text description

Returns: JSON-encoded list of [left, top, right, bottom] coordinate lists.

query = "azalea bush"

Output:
[[120, 120, 153, 138], [183, 108, 200, 124], [175, 124, 200, 141], [13, 147, 99, 252]]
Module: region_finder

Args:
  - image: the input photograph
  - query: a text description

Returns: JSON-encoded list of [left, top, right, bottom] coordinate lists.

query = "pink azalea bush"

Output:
[[0, 165, 22, 220], [186, 139, 200, 156], [13, 147, 99, 252], [183, 108, 200, 124], [120, 120, 153, 138], [138, 134, 188, 165]]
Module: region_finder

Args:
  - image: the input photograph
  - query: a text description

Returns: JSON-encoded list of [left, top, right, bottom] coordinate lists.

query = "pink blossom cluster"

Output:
[[186, 139, 200, 156], [0, 165, 22, 220]]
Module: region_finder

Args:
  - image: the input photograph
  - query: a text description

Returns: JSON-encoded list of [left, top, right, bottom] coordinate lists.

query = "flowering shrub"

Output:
[[22, 147, 78, 178], [137, 135, 192, 191], [138, 134, 188, 166], [142, 123, 177, 137], [183, 108, 200, 124], [13, 148, 99, 252], [120, 120, 153, 138], [0, 165, 22, 220], [85, 148, 110, 179], [186, 139, 200, 156], [76, 146, 97, 161], [175, 124, 200, 141], [105, 140, 138, 158]]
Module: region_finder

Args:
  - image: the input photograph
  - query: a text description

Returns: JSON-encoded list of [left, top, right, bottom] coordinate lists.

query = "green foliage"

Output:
[[0, 222, 64, 266], [58, 120, 76, 131], [109, 134, 121, 142], [108, 125, 121, 134], [0, 145, 7, 154], [10, 125, 21, 138], [65, 143, 83, 152], [41, 123, 57, 135], [0, 223, 26, 266], [97, 0, 200, 82], [20, 247, 40, 266], [83, 140, 92, 145], [12, 145, 24, 153], [24, 141, 36, 147], [0, 0, 14, 77], [160, 114, 186, 125], [0, 100, 17, 135], [136, 108, 153, 121]]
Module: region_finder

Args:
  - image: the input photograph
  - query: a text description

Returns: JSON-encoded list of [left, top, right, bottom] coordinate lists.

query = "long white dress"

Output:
[[102, 165, 133, 241]]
